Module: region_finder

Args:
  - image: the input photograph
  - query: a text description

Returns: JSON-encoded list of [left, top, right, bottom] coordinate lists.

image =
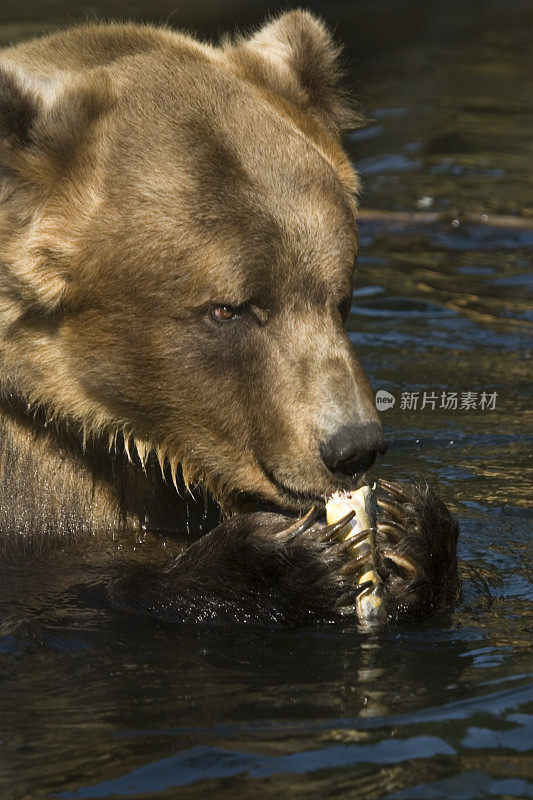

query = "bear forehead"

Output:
[[54, 40, 359, 311], [107, 43, 356, 180], [95, 55, 358, 300], [105, 48, 358, 211]]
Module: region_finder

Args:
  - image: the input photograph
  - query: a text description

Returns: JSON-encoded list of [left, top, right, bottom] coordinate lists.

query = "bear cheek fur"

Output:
[[52, 274, 267, 507]]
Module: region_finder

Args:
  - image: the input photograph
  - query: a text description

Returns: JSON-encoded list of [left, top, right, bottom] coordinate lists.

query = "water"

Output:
[[0, 3, 531, 799]]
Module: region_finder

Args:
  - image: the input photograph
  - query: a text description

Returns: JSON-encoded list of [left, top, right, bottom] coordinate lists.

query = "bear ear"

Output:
[[228, 10, 360, 135], [0, 68, 40, 144], [0, 66, 113, 314], [0, 65, 113, 184]]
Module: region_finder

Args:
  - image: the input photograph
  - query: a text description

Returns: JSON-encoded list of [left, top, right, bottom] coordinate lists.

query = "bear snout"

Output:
[[319, 421, 388, 478]]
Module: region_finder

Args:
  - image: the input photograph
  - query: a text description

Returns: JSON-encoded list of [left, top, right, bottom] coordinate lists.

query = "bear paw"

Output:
[[110, 482, 459, 628], [373, 479, 460, 622]]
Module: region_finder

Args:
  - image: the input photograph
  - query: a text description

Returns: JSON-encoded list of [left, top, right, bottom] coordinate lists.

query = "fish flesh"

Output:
[[326, 486, 387, 626]]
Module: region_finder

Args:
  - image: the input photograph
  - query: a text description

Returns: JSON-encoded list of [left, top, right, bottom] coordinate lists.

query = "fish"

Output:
[[326, 485, 387, 626]]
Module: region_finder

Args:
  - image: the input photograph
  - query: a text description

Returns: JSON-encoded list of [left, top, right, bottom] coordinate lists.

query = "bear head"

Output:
[[0, 11, 386, 514]]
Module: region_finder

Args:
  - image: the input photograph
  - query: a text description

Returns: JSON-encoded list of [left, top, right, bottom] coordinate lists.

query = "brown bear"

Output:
[[0, 12, 458, 625]]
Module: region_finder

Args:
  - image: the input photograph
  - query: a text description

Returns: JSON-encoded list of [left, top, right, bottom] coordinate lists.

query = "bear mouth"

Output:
[[257, 460, 332, 511], [257, 460, 371, 513]]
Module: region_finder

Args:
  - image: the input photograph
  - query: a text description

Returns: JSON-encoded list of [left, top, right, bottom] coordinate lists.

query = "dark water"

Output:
[[1, 3, 532, 799]]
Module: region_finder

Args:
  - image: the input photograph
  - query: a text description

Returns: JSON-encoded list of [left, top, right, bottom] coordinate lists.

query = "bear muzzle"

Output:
[[320, 421, 388, 477]]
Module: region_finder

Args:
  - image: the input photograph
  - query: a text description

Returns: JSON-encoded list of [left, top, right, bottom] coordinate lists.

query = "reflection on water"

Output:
[[0, 2, 532, 799]]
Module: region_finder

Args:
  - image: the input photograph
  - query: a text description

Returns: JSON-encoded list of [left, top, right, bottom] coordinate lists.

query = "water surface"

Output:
[[0, 3, 531, 799]]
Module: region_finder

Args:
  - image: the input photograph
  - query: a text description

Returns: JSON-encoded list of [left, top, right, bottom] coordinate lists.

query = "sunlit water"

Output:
[[0, 3, 531, 799]]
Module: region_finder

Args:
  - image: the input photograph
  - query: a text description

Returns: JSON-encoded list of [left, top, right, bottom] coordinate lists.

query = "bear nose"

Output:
[[320, 422, 388, 476]]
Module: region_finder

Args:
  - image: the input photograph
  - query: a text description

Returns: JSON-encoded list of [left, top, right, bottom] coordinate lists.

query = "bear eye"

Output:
[[338, 296, 352, 322], [212, 304, 238, 322]]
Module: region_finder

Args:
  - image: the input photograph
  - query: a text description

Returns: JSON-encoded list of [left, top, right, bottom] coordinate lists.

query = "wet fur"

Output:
[[111, 482, 460, 627], [375, 481, 459, 621]]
